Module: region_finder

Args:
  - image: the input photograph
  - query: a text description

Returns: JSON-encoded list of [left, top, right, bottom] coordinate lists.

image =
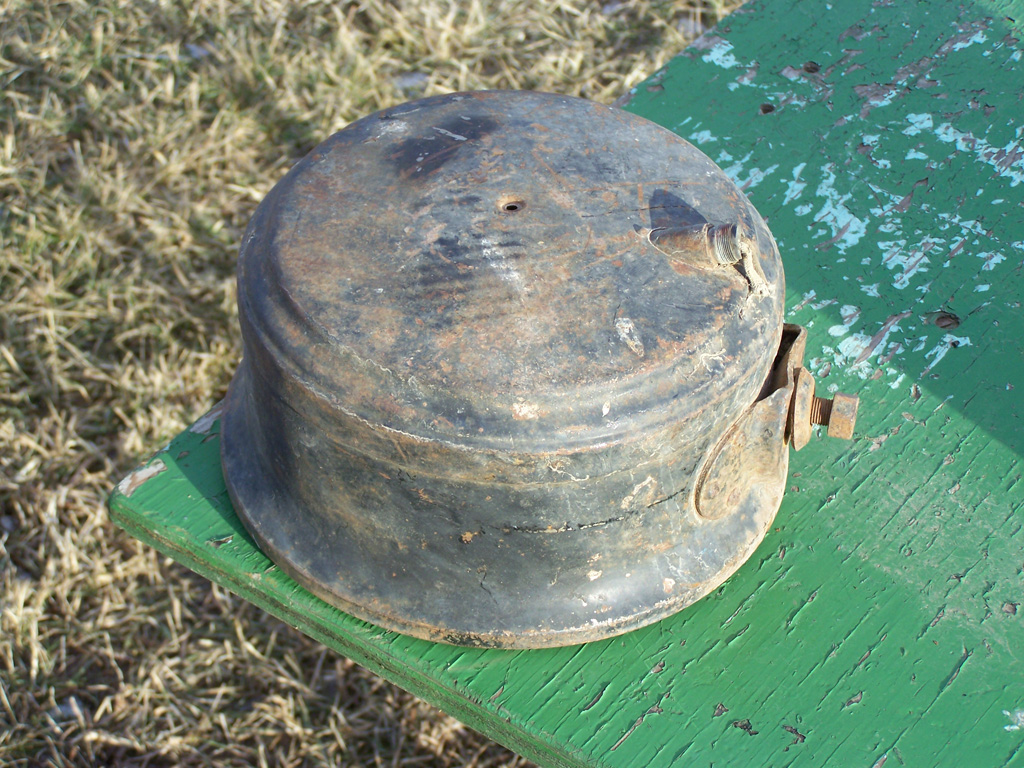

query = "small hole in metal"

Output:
[[803, 61, 821, 74], [500, 200, 525, 213], [759, 103, 775, 115]]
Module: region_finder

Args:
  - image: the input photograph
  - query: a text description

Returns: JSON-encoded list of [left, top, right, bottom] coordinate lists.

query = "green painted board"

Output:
[[109, 0, 1024, 765]]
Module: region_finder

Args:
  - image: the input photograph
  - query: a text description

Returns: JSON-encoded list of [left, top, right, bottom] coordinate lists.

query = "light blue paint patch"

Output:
[[828, 304, 861, 337], [722, 156, 778, 190], [977, 252, 1006, 271], [933, 122, 1024, 186], [1004, 709, 1024, 732], [922, 334, 972, 376], [951, 31, 986, 51], [811, 165, 868, 254], [783, 162, 808, 204], [903, 113, 933, 136], [701, 39, 741, 69], [689, 130, 717, 145]]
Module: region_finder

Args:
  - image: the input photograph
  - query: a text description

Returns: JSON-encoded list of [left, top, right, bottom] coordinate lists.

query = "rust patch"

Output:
[[732, 719, 759, 736]]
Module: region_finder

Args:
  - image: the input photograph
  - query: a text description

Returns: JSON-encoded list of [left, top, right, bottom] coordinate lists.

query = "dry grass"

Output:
[[0, 1, 741, 765]]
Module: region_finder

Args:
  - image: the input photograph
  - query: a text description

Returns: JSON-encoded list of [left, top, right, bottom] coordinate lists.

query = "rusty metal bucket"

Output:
[[220, 91, 856, 648]]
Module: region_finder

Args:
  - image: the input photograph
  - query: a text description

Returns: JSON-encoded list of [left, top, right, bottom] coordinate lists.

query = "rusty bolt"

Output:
[[709, 223, 743, 265], [647, 222, 744, 267], [810, 391, 859, 440], [788, 367, 859, 449]]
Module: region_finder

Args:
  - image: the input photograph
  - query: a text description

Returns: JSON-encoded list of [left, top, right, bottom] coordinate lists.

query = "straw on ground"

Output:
[[1, 1, 739, 765]]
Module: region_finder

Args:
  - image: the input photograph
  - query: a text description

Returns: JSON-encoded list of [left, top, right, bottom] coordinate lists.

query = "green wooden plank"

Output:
[[110, 1, 1024, 765]]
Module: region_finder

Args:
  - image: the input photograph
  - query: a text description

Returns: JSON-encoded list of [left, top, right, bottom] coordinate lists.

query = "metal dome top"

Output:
[[234, 91, 783, 453]]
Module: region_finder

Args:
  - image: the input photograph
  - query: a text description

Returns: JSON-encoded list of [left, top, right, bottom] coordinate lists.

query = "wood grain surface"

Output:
[[110, 0, 1024, 765]]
